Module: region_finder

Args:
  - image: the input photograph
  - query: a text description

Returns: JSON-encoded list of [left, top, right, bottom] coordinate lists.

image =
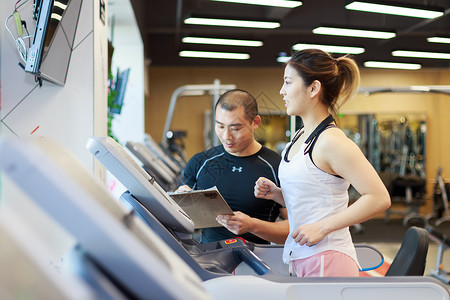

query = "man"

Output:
[[176, 89, 289, 244]]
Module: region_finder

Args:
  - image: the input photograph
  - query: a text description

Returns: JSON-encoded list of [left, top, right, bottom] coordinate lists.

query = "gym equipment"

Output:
[[119, 190, 264, 279], [126, 140, 179, 191], [87, 137, 409, 275], [1, 136, 448, 300], [161, 80, 236, 148], [384, 226, 429, 276], [0, 214, 97, 300], [144, 133, 183, 174], [87, 137, 194, 234], [234, 243, 385, 275], [88, 136, 259, 278], [385, 174, 427, 227], [426, 225, 450, 284], [90, 136, 387, 276], [0, 136, 210, 299], [426, 167, 450, 226]]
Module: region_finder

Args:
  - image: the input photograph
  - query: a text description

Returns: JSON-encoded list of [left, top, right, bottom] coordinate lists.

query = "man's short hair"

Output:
[[215, 89, 258, 122]]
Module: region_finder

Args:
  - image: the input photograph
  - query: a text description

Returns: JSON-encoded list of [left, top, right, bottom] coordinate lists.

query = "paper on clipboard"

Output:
[[168, 187, 234, 229]]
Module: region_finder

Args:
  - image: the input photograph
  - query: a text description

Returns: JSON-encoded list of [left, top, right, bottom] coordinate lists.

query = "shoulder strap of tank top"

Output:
[[283, 128, 304, 162], [304, 114, 335, 156]]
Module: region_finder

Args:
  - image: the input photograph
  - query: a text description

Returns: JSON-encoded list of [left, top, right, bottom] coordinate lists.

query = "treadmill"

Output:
[[88, 136, 390, 276], [0, 136, 211, 300], [143, 133, 183, 175], [1, 136, 448, 300], [145, 133, 186, 171], [0, 214, 97, 300], [88, 137, 259, 279], [125, 140, 179, 191]]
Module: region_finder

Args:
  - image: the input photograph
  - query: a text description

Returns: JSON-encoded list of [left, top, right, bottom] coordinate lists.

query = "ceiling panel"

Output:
[[125, 0, 450, 68]]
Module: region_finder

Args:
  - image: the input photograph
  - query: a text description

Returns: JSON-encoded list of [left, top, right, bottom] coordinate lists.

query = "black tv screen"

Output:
[[25, 0, 83, 85]]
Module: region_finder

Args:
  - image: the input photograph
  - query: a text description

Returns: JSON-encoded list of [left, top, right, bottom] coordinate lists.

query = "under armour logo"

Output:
[[232, 166, 243, 172]]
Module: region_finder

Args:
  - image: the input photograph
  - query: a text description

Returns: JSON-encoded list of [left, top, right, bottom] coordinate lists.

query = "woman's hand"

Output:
[[291, 221, 327, 247], [254, 177, 276, 199], [254, 177, 285, 206]]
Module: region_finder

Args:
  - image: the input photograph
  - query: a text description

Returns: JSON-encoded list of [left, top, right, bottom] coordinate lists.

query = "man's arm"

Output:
[[216, 208, 289, 244]]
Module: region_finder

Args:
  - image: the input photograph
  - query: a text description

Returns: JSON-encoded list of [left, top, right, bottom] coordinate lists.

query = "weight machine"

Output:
[[161, 79, 236, 149]]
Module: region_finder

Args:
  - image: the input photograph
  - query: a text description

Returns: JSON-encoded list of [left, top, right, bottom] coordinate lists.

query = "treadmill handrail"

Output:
[[161, 81, 236, 147]]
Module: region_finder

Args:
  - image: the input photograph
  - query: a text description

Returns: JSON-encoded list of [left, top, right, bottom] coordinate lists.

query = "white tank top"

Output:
[[280, 134, 358, 265]]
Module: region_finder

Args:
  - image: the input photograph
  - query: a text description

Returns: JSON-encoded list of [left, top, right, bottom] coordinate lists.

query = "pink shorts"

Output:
[[292, 250, 359, 277]]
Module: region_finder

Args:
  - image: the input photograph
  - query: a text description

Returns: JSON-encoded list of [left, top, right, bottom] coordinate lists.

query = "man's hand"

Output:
[[175, 185, 192, 193], [216, 211, 254, 235]]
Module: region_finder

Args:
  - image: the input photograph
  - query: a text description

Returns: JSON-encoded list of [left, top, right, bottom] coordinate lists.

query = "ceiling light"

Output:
[[313, 26, 395, 39], [277, 56, 291, 63], [276, 52, 291, 63], [54, 1, 68, 10], [184, 17, 280, 29], [51, 13, 63, 21], [392, 50, 450, 60], [364, 61, 422, 70], [292, 43, 365, 54], [182, 37, 263, 47], [427, 37, 450, 44], [179, 50, 250, 60], [210, 0, 302, 8], [345, 1, 444, 19]]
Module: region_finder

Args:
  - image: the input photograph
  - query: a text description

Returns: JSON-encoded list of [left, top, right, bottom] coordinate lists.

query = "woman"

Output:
[[254, 49, 391, 277]]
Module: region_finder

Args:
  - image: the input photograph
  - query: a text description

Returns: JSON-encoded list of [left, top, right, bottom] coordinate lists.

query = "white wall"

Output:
[[106, 0, 145, 198], [0, 0, 108, 269], [108, 0, 145, 145]]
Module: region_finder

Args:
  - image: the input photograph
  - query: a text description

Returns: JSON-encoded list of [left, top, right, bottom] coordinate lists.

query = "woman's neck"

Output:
[[300, 111, 331, 137]]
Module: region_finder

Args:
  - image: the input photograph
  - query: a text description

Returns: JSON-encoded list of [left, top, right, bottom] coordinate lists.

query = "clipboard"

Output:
[[168, 187, 234, 229]]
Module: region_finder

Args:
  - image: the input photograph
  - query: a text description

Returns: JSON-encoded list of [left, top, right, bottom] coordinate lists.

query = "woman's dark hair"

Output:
[[215, 89, 258, 122], [288, 49, 360, 115]]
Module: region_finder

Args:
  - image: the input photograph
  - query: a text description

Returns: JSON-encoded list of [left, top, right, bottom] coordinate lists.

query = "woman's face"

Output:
[[279, 64, 310, 116]]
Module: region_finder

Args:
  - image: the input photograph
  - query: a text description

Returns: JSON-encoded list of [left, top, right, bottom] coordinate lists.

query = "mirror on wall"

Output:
[[338, 113, 427, 207], [338, 113, 427, 178], [246, 111, 428, 181]]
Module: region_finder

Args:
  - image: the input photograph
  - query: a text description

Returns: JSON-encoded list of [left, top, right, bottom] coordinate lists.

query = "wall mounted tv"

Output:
[[110, 68, 130, 115], [25, 0, 83, 86]]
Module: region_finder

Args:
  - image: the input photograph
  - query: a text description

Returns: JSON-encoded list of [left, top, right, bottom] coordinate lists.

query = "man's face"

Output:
[[215, 105, 258, 156]]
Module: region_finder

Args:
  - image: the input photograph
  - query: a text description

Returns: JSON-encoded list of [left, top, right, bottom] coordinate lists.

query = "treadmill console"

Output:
[[87, 137, 194, 233]]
